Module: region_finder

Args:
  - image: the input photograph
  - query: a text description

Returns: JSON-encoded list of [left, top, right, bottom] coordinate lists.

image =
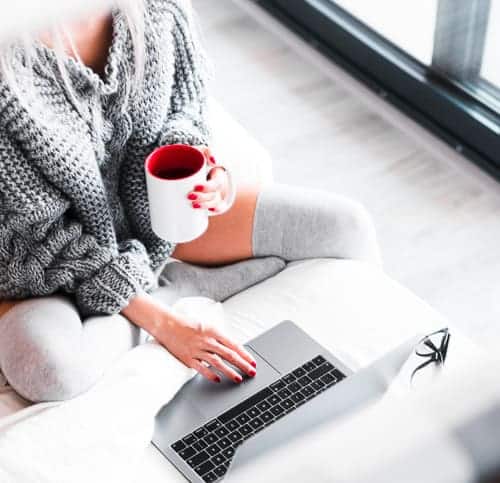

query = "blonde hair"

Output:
[[0, 0, 146, 121]]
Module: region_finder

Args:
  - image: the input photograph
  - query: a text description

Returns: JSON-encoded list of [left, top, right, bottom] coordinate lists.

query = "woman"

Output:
[[0, 0, 380, 402]]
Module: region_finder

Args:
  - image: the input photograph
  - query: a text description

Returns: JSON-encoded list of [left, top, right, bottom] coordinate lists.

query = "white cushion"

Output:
[[208, 98, 274, 187], [222, 259, 444, 366]]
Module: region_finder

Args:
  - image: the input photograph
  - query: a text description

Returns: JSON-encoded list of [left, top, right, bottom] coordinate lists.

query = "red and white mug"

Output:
[[145, 144, 236, 243]]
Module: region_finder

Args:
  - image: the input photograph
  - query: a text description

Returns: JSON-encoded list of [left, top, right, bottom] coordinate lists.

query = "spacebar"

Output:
[[219, 387, 273, 423]]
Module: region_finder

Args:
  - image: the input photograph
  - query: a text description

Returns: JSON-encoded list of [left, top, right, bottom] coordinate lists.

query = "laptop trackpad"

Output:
[[188, 347, 280, 419]]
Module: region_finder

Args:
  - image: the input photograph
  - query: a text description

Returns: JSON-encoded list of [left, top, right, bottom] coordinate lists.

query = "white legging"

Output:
[[0, 184, 380, 402]]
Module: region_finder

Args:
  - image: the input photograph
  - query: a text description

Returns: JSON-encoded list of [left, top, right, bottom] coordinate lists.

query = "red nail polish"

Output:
[[249, 369, 256, 377], [209, 155, 216, 164], [193, 203, 201, 209], [188, 193, 197, 201], [234, 376, 242, 383], [251, 361, 257, 368], [194, 185, 204, 192], [209, 208, 216, 212], [215, 376, 221, 383]]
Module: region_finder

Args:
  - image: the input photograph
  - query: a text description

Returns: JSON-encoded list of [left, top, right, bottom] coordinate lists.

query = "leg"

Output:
[[163, 183, 381, 301], [0, 295, 143, 402], [252, 184, 381, 264], [157, 256, 286, 302], [163, 186, 286, 301], [0, 300, 17, 319]]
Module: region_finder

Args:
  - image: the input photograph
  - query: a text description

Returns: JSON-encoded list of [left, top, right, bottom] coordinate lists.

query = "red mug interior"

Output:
[[146, 144, 205, 181]]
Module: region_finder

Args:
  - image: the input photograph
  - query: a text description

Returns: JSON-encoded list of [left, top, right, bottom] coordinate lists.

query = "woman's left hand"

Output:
[[187, 147, 230, 215]]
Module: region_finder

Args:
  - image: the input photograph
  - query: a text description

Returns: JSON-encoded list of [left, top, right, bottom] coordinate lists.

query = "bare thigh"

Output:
[[172, 184, 260, 266], [0, 300, 15, 318]]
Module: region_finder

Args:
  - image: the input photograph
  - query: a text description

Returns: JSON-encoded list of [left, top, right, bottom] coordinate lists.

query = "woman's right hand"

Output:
[[121, 291, 257, 383]]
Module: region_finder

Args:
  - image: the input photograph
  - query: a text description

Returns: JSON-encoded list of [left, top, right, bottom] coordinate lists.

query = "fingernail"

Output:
[[187, 193, 197, 201], [209, 155, 216, 164], [194, 185, 204, 192], [193, 203, 201, 209], [209, 208, 216, 212], [249, 369, 256, 377], [215, 376, 221, 383], [234, 376, 242, 383], [251, 360, 257, 368]]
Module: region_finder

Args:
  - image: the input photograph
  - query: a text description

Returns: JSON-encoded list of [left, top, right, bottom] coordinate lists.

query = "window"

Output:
[[254, 0, 500, 178]]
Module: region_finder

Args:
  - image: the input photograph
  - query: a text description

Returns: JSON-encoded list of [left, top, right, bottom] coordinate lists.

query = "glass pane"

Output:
[[333, 0, 438, 65], [481, 0, 500, 87]]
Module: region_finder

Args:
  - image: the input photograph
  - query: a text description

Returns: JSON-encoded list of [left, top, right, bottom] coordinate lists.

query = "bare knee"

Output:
[[0, 296, 100, 402]]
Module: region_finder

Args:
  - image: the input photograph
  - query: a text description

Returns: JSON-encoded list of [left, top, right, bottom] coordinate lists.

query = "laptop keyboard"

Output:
[[170, 354, 346, 482]]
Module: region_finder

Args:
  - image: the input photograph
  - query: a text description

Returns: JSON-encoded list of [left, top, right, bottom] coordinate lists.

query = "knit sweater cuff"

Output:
[[159, 119, 210, 147], [75, 249, 158, 317]]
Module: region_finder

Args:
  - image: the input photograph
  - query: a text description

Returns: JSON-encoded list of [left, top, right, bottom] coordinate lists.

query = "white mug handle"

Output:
[[207, 165, 237, 216]]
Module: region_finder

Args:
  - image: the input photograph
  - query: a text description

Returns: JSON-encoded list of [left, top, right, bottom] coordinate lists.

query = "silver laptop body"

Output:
[[152, 320, 416, 483]]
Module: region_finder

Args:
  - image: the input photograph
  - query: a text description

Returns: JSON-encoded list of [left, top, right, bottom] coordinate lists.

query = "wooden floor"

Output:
[[193, 0, 500, 350]]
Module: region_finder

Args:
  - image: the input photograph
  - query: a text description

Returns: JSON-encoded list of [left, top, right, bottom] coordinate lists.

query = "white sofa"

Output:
[[0, 99, 466, 482]]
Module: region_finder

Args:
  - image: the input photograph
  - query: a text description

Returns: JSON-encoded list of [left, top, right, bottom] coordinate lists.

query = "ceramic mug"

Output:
[[145, 144, 236, 243]]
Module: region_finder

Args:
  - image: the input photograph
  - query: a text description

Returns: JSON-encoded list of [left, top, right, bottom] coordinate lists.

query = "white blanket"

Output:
[[0, 340, 195, 483], [0, 261, 483, 482]]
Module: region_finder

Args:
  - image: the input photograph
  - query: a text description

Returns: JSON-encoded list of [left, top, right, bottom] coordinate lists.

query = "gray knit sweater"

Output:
[[0, 0, 210, 316]]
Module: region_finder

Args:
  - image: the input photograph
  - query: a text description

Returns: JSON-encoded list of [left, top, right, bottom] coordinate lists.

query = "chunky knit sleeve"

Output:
[[158, 0, 211, 147], [0, 134, 155, 317]]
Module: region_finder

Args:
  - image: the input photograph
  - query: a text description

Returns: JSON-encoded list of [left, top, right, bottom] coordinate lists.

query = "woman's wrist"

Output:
[[121, 291, 174, 338]]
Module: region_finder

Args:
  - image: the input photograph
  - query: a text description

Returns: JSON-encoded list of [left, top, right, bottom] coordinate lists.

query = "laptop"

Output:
[[152, 320, 418, 483]]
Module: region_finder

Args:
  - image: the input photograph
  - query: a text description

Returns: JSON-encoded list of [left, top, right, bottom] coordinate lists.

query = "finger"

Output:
[[206, 339, 256, 377], [193, 146, 218, 169], [198, 192, 223, 210], [207, 155, 218, 167], [207, 204, 224, 215], [190, 359, 221, 383], [187, 190, 217, 204], [194, 178, 223, 194], [212, 330, 257, 368], [202, 351, 244, 383]]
